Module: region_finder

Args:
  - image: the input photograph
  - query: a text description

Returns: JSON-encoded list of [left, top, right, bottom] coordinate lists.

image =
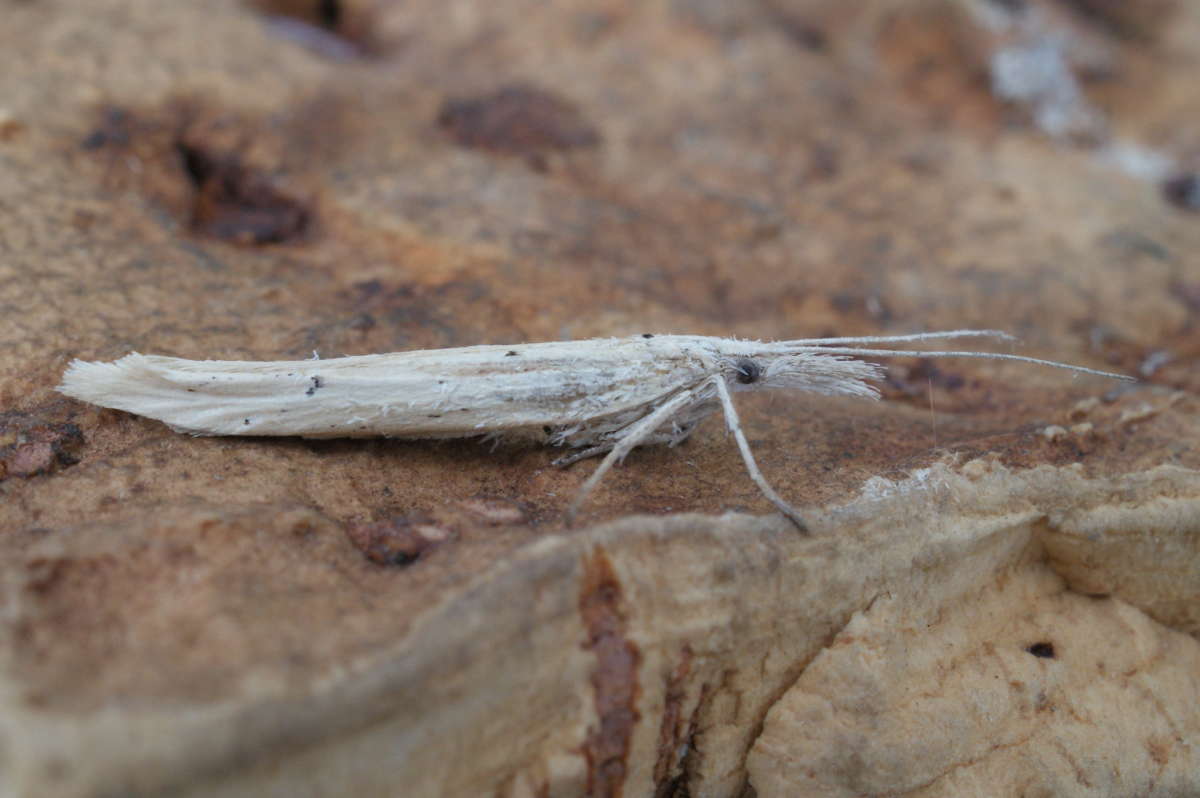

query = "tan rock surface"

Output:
[[1, 0, 1198, 796], [748, 469, 1200, 797]]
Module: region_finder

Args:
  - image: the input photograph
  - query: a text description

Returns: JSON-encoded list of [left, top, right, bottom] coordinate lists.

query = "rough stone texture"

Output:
[[0, 0, 1198, 796], [748, 469, 1200, 796]]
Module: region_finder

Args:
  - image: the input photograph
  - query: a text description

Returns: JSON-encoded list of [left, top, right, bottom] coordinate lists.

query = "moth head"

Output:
[[727, 352, 884, 400]]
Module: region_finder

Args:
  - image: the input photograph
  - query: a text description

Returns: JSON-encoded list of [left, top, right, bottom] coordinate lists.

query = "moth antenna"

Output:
[[789, 347, 1133, 381], [777, 329, 1016, 347]]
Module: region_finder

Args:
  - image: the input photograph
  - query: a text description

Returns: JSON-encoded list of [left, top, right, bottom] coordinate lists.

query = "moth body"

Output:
[[58, 335, 877, 443], [58, 330, 1131, 530]]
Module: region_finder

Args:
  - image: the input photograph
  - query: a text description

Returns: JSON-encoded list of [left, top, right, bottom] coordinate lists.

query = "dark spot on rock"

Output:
[[0, 418, 85, 481], [773, 14, 828, 51], [345, 515, 452, 565], [506, 350, 520, 356], [78, 100, 332, 243], [80, 107, 132, 150], [905, 360, 967, 391], [347, 312, 376, 332], [243, 418, 251, 425], [316, 0, 340, 27], [1027, 641, 1056, 659], [808, 142, 840, 180], [642, 333, 654, 339], [175, 138, 310, 245], [1163, 173, 1200, 212], [1172, 280, 1200, 313], [830, 293, 857, 313], [437, 84, 601, 157], [24, 556, 75, 595], [305, 375, 324, 396]]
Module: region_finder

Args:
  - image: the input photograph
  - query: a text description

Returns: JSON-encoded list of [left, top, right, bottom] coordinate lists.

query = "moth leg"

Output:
[[566, 388, 699, 524], [552, 444, 613, 468], [554, 420, 695, 468], [665, 419, 699, 447], [712, 376, 808, 533]]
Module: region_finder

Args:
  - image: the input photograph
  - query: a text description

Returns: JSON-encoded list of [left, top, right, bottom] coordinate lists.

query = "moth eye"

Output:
[[734, 358, 762, 384]]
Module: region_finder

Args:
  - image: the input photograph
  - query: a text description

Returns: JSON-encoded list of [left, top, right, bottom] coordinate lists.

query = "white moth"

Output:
[[58, 330, 1131, 530]]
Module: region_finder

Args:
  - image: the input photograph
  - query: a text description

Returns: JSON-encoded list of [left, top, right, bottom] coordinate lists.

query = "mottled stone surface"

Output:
[[0, 0, 1197, 795]]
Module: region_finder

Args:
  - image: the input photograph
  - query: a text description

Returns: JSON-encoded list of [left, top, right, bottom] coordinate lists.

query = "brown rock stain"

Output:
[[1145, 734, 1173, 766], [579, 548, 640, 798], [438, 85, 601, 162], [0, 415, 84, 481], [0, 107, 24, 141], [652, 645, 693, 795], [344, 515, 452, 565], [176, 137, 310, 245], [78, 99, 329, 246], [670, 680, 713, 795]]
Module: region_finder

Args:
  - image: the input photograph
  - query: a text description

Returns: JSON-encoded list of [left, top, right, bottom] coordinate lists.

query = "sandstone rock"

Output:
[[1, 0, 1196, 795]]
